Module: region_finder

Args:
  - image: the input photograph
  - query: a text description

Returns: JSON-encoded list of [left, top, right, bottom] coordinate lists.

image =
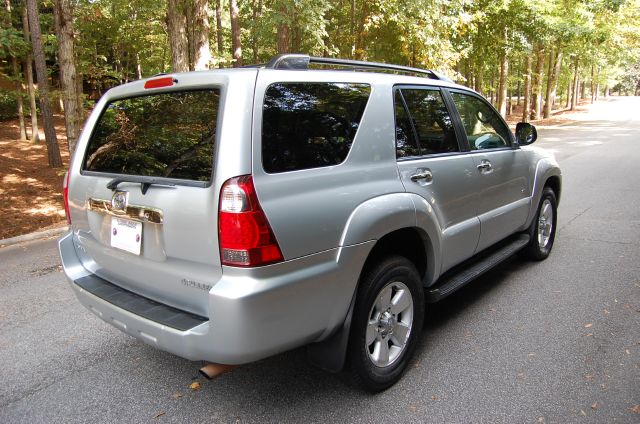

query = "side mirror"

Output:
[[515, 122, 537, 145]]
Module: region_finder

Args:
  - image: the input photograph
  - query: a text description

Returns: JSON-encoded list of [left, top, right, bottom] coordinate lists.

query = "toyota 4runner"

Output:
[[59, 54, 561, 392]]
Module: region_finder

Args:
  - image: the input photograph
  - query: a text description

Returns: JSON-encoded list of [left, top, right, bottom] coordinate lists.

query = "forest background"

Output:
[[2, 0, 640, 165], [0, 0, 639, 238]]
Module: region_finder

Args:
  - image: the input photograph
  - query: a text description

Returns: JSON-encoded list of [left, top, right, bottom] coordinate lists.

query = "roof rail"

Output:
[[264, 54, 453, 82]]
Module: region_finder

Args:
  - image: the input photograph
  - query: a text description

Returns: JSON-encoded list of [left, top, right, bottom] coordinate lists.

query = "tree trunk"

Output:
[[167, 0, 189, 72], [551, 54, 561, 108], [590, 64, 595, 103], [215, 0, 223, 66], [354, 0, 369, 60], [10, 58, 26, 140], [26, 0, 62, 168], [350, 0, 356, 58], [580, 80, 585, 99], [229, 0, 241, 66], [191, 0, 211, 70], [135, 53, 142, 79], [565, 77, 571, 108], [570, 56, 579, 110], [497, 45, 508, 117], [543, 48, 562, 118], [516, 79, 521, 106], [53, 0, 83, 154], [475, 67, 482, 94], [522, 53, 532, 122], [251, 0, 262, 62], [4, 0, 27, 140], [530, 44, 545, 120], [276, 4, 290, 54], [290, 7, 301, 52], [22, 5, 39, 143]]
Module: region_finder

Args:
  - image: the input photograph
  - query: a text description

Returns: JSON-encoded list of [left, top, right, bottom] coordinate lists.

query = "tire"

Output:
[[348, 256, 424, 392], [521, 186, 557, 261]]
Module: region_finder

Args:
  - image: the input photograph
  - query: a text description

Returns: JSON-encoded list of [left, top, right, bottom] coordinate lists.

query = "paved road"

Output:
[[1, 97, 638, 423]]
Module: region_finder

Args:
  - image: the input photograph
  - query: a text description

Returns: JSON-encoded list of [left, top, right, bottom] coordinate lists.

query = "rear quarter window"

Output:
[[82, 89, 220, 182], [262, 82, 371, 173]]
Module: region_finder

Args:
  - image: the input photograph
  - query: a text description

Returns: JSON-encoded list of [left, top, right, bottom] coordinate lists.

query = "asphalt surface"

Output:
[[1, 97, 638, 423]]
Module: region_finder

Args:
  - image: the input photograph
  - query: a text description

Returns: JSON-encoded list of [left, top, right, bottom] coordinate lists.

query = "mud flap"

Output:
[[306, 290, 357, 373]]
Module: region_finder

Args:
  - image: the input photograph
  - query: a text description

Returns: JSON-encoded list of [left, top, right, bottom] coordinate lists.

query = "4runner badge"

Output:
[[111, 191, 129, 211]]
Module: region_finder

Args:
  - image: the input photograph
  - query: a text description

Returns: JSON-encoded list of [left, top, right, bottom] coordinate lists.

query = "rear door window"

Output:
[[83, 89, 220, 182], [394, 88, 459, 158], [262, 82, 371, 173]]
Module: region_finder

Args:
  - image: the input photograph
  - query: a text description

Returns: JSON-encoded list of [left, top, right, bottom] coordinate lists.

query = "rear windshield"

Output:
[[83, 89, 220, 182], [262, 82, 371, 173]]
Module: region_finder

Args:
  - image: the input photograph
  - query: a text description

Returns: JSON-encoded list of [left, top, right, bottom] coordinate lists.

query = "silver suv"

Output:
[[59, 54, 561, 392]]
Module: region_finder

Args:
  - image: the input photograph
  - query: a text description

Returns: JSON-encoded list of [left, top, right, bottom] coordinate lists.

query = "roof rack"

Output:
[[264, 54, 453, 83]]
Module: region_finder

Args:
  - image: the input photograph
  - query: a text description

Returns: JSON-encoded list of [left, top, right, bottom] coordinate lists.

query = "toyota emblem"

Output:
[[111, 191, 129, 211]]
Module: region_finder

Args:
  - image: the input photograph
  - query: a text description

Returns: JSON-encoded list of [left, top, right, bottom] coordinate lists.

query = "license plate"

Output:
[[110, 217, 143, 255]]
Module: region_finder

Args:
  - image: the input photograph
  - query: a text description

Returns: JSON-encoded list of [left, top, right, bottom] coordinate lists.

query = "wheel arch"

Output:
[[308, 197, 439, 373], [525, 158, 562, 229], [545, 175, 561, 206]]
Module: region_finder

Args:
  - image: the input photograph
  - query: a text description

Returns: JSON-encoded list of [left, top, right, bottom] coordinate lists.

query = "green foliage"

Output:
[[2, 0, 640, 117], [0, 89, 34, 121], [0, 27, 29, 58], [74, 0, 169, 89], [0, 90, 19, 121]]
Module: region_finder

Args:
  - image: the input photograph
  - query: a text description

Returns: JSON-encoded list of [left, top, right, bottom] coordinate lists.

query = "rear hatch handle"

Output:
[[107, 176, 176, 195]]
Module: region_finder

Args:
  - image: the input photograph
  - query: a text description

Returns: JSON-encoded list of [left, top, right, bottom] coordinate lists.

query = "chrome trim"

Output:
[[87, 198, 164, 224]]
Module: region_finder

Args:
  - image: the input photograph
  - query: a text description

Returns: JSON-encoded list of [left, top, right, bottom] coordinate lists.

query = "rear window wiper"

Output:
[[107, 176, 176, 195]]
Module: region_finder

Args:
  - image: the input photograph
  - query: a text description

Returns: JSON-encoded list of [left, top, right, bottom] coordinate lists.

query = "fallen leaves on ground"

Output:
[[172, 392, 184, 399], [153, 411, 165, 419], [631, 405, 640, 414], [0, 117, 69, 239], [189, 381, 201, 391], [591, 402, 598, 410], [584, 323, 593, 328]]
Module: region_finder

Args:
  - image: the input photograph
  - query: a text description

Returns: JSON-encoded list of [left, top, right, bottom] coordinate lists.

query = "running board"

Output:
[[425, 234, 530, 303]]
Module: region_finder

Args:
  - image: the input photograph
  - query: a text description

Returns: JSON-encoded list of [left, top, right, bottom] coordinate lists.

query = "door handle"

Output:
[[477, 160, 492, 172], [410, 170, 433, 182]]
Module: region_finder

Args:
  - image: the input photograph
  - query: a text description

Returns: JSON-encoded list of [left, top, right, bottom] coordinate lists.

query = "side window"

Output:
[[394, 91, 420, 157], [450, 92, 512, 150], [394, 88, 459, 158], [262, 82, 371, 173]]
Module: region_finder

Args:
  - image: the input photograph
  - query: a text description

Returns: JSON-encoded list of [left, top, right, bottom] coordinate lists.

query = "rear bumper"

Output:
[[59, 232, 372, 364]]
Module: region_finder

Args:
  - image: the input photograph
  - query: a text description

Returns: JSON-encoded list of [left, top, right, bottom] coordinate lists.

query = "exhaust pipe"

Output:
[[199, 363, 237, 380]]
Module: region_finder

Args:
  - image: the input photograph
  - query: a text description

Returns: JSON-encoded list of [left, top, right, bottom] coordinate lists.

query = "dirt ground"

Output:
[[0, 100, 596, 240], [0, 116, 70, 239]]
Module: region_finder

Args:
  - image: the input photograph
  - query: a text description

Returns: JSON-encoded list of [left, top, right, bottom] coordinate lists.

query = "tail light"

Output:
[[218, 175, 283, 267], [62, 170, 71, 225]]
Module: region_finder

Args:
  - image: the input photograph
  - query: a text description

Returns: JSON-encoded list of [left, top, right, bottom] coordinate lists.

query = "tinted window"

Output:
[[394, 91, 420, 157], [83, 90, 220, 182], [262, 83, 371, 173], [395, 88, 459, 158], [450, 92, 512, 150]]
